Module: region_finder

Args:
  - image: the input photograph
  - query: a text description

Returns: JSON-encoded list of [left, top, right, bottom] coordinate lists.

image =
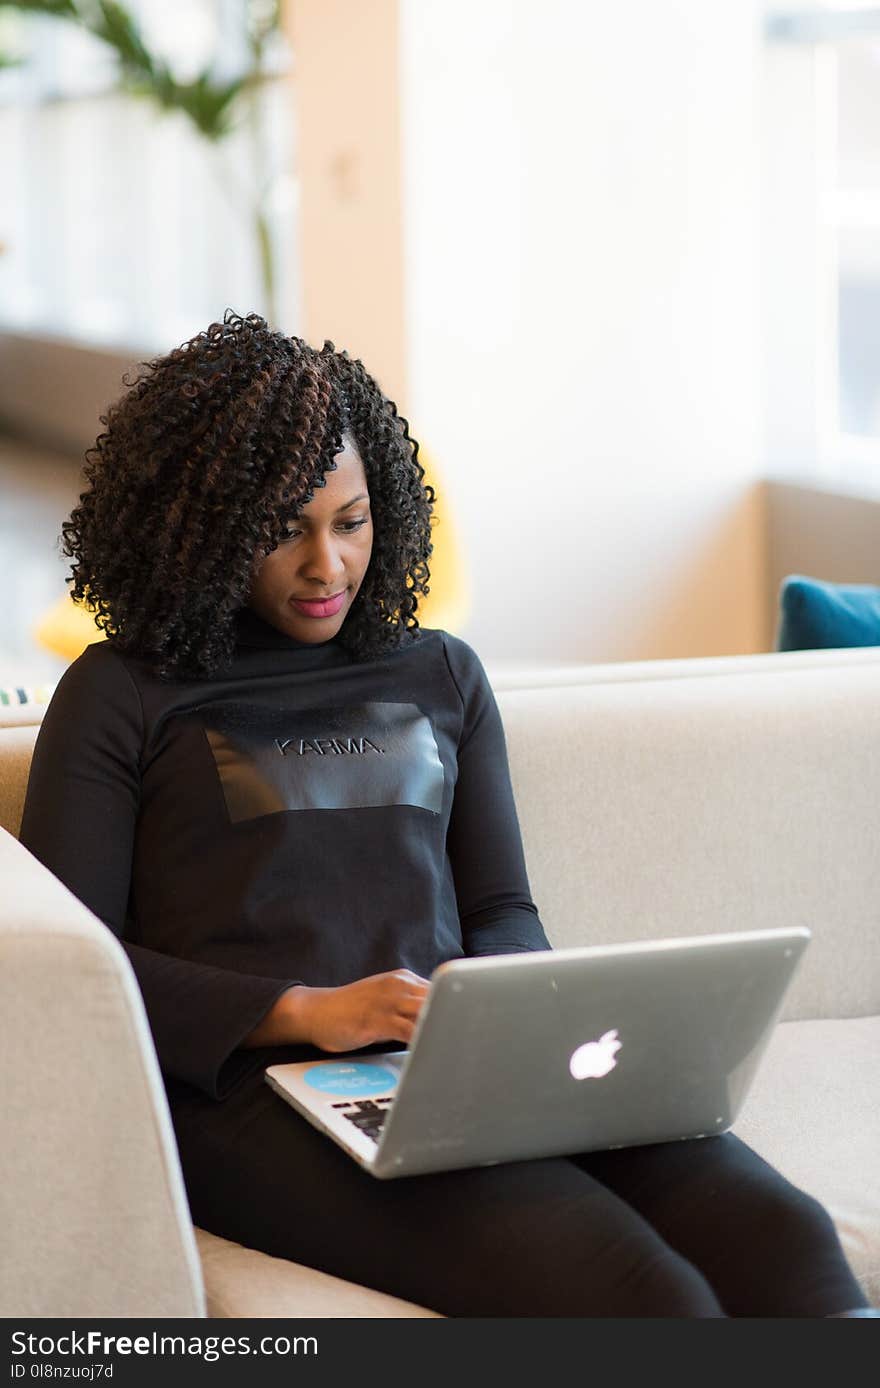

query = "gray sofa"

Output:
[[1, 645, 878, 1317]]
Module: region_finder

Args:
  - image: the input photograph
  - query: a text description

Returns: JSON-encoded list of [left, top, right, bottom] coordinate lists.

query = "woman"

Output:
[[19, 311, 873, 1317]]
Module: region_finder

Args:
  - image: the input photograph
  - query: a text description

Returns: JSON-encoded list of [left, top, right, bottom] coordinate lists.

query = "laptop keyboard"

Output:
[[331, 1096, 395, 1144]]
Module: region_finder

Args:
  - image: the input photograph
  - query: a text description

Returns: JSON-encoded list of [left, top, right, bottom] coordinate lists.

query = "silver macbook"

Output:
[[264, 926, 810, 1179]]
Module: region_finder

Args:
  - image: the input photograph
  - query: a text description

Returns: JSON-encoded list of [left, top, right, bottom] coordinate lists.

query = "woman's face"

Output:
[[247, 435, 373, 643]]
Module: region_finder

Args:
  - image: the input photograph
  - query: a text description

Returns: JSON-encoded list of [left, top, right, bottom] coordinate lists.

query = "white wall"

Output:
[[400, 0, 768, 663]]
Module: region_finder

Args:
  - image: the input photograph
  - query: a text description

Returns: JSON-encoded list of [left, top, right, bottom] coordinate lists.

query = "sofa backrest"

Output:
[[486, 643, 880, 690], [4, 647, 878, 1023], [498, 653, 880, 1022], [0, 725, 38, 839]]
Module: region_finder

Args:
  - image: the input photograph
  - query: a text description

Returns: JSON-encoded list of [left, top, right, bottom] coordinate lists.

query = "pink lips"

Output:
[[290, 591, 347, 619]]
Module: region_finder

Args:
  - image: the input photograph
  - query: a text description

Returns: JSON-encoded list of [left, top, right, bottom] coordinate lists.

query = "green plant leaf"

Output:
[[91, 0, 155, 77], [176, 72, 249, 140], [3, 2, 79, 17]]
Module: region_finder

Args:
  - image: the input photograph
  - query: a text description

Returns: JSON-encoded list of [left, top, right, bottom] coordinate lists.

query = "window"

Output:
[[0, 0, 299, 351], [835, 34, 880, 443], [764, 3, 880, 485]]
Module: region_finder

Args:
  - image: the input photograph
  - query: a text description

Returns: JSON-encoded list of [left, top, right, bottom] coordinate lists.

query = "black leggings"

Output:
[[168, 1063, 868, 1318]]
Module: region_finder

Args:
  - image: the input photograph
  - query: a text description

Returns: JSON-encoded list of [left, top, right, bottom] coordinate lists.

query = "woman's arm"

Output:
[[442, 634, 552, 956], [18, 645, 298, 1099]]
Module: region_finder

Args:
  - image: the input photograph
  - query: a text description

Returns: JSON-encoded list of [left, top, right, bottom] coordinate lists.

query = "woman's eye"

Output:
[[279, 517, 368, 542]]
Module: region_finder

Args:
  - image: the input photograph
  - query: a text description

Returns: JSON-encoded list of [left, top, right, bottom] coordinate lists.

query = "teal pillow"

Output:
[[777, 574, 880, 651]]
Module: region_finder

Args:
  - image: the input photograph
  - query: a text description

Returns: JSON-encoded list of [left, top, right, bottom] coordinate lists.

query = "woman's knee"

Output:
[[505, 1220, 725, 1317], [439, 1240, 725, 1318], [610, 1248, 724, 1318], [745, 1182, 840, 1260]]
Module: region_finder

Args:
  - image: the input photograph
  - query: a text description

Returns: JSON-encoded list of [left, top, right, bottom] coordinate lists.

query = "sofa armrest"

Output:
[[0, 828, 206, 1317]]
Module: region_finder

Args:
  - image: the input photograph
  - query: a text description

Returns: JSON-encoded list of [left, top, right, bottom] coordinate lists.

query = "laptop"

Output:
[[264, 925, 810, 1179]]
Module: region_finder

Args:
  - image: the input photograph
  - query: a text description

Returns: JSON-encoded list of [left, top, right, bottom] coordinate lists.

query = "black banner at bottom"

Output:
[[2, 1315, 842, 1386]]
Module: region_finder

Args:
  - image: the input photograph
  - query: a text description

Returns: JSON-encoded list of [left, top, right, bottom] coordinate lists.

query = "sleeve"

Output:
[[17, 644, 298, 1100], [442, 633, 552, 956]]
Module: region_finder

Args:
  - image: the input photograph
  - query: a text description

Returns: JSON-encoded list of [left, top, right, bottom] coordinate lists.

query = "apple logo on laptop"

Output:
[[569, 1029, 622, 1080]]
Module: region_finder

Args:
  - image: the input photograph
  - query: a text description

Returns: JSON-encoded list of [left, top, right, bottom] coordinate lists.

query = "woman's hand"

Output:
[[295, 970, 431, 1051], [244, 970, 431, 1051]]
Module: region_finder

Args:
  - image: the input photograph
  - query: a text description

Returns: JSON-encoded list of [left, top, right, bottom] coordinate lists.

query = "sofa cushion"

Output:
[[733, 1015, 880, 1306], [193, 1227, 440, 1318], [777, 575, 880, 651]]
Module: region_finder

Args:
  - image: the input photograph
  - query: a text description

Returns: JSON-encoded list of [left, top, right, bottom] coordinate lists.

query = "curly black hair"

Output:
[[62, 310, 434, 679]]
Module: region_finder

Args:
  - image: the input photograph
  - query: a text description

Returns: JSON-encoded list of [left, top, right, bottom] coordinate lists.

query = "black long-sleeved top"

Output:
[[19, 609, 549, 1100]]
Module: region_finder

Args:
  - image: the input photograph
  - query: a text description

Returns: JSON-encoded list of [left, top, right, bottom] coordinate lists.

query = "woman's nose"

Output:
[[299, 529, 344, 584]]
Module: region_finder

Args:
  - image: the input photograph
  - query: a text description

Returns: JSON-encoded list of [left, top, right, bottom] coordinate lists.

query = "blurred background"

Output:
[[2, 0, 880, 687]]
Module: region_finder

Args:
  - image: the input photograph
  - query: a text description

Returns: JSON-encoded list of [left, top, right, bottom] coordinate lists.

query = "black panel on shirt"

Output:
[[202, 701, 444, 821]]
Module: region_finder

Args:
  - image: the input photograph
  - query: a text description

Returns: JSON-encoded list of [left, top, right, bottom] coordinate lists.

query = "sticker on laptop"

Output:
[[302, 1062, 399, 1097]]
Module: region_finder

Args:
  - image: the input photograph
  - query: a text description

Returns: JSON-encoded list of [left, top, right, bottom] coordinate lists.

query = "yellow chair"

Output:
[[33, 593, 105, 665], [417, 445, 470, 634], [34, 447, 470, 665]]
